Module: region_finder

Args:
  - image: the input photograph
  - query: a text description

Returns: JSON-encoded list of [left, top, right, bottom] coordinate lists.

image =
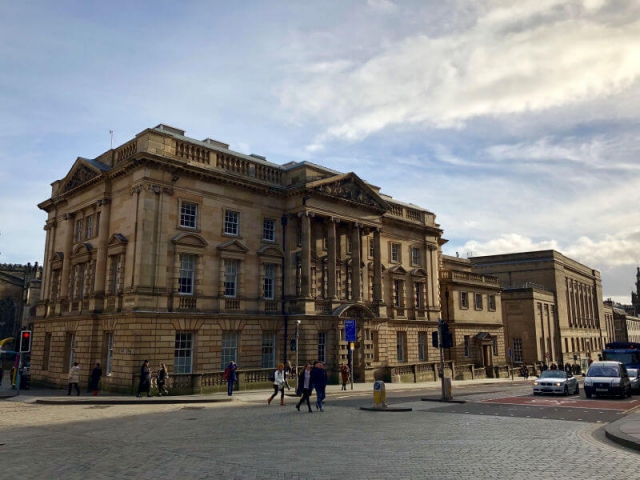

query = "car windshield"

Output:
[[587, 366, 619, 377], [539, 371, 566, 379]]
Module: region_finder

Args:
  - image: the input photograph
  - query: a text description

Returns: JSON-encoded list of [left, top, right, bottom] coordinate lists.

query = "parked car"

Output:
[[583, 361, 632, 398], [533, 370, 579, 396], [627, 368, 640, 394]]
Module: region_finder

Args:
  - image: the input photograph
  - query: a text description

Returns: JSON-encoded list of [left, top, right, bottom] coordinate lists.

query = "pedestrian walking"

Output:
[[284, 360, 294, 391], [267, 363, 287, 406], [340, 363, 350, 390], [520, 364, 529, 380], [311, 361, 327, 411], [224, 361, 238, 396], [157, 363, 169, 396], [136, 360, 152, 397], [67, 362, 81, 396], [295, 363, 314, 413], [90, 362, 102, 396]]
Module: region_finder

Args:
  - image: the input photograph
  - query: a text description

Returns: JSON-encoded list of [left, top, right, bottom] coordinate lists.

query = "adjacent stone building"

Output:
[[32, 124, 448, 393], [0, 263, 41, 342], [470, 250, 607, 367], [440, 255, 505, 370]]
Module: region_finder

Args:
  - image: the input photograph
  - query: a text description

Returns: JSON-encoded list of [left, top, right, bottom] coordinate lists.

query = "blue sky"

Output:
[[2, 0, 640, 304]]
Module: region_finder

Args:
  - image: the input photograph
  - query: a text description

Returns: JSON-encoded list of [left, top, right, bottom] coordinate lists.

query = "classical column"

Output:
[[327, 217, 338, 299], [373, 227, 382, 304], [93, 198, 111, 295], [351, 223, 362, 302], [299, 211, 313, 298], [59, 212, 76, 300], [41, 219, 55, 300]]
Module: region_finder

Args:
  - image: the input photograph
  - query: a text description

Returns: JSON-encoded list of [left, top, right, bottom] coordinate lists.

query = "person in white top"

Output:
[[267, 363, 287, 406]]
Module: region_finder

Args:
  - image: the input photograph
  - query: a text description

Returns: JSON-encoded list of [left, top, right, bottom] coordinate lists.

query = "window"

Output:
[[75, 219, 83, 242], [261, 333, 276, 368], [488, 295, 496, 311], [42, 333, 52, 371], [180, 202, 198, 229], [221, 332, 239, 369], [105, 333, 114, 375], [475, 293, 483, 310], [397, 332, 405, 362], [66, 333, 76, 371], [393, 279, 402, 307], [263, 218, 275, 241], [263, 263, 275, 300], [513, 338, 523, 363], [372, 330, 380, 362], [369, 238, 374, 258], [492, 336, 498, 355], [224, 259, 239, 297], [178, 254, 195, 295], [174, 332, 193, 374], [415, 283, 423, 308], [318, 332, 327, 363], [224, 210, 240, 235], [347, 236, 352, 254], [418, 333, 426, 361], [411, 247, 420, 266], [86, 215, 93, 239], [464, 335, 470, 357], [391, 243, 400, 263], [460, 291, 469, 309]]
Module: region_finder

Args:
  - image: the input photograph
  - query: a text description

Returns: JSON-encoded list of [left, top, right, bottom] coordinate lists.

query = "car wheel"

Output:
[[563, 385, 569, 396]]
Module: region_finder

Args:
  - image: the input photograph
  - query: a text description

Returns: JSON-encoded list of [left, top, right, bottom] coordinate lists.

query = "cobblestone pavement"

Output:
[[1, 394, 639, 479]]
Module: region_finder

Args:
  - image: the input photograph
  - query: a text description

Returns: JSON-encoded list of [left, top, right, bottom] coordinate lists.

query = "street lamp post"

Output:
[[295, 320, 300, 378]]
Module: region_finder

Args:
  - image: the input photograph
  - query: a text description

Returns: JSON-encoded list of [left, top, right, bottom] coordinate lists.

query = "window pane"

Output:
[[180, 202, 198, 228], [225, 210, 239, 235], [221, 332, 239, 369], [179, 254, 195, 294], [317, 332, 326, 363], [263, 218, 275, 241], [174, 332, 193, 374], [261, 333, 276, 368], [263, 263, 275, 299], [224, 259, 239, 297]]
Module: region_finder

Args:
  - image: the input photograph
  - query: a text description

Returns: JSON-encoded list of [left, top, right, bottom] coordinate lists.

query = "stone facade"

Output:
[[440, 255, 505, 369], [470, 250, 607, 366], [32, 124, 448, 392]]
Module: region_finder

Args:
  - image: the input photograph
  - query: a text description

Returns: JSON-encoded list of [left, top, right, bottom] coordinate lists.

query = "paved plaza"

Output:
[[2, 384, 640, 479]]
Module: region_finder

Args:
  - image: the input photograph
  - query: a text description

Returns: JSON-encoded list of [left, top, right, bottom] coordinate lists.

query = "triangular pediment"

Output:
[[257, 244, 285, 258], [216, 239, 249, 253], [172, 233, 208, 248], [61, 158, 107, 193], [72, 242, 94, 255], [410, 268, 427, 277], [306, 173, 390, 211], [388, 265, 408, 275], [108, 233, 129, 246]]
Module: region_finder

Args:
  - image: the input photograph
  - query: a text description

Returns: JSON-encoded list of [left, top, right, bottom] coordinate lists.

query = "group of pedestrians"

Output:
[[136, 360, 170, 397], [293, 361, 328, 412], [66, 362, 103, 396]]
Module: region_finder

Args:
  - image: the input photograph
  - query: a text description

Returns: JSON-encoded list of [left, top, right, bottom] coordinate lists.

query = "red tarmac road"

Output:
[[482, 395, 640, 411]]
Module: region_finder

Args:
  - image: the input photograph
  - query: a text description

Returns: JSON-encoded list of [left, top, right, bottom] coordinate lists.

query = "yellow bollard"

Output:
[[373, 380, 387, 408]]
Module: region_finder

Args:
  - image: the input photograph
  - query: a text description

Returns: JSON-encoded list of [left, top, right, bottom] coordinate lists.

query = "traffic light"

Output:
[[20, 330, 32, 353], [441, 323, 454, 349], [290, 337, 296, 351]]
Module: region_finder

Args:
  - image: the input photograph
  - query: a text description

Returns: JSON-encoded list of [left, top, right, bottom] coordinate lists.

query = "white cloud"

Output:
[[278, 0, 640, 148]]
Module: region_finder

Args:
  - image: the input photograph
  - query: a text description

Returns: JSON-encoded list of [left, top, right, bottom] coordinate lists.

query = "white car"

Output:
[[533, 370, 579, 396], [627, 368, 640, 394], [583, 361, 632, 399]]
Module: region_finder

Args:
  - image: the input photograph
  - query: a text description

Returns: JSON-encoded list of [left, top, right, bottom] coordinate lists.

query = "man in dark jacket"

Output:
[[90, 363, 102, 396], [311, 361, 328, 411], [136, 360, 152, 397], [226, 361, 238, 396]]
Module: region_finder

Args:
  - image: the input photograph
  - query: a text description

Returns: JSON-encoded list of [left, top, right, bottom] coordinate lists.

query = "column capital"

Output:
[[62, 212, 76, 221], [297, 210, 315, 218], [97, 198, 111, 207], [325, 216, 340, 224]]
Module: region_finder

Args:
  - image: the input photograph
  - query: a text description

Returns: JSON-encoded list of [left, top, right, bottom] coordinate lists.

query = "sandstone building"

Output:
[[32, 124, 456, 393], [470, 250, 610, 368]]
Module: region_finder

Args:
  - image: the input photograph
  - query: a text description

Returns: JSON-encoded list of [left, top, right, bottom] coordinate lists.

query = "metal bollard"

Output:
[[373, 380, 387, 408]]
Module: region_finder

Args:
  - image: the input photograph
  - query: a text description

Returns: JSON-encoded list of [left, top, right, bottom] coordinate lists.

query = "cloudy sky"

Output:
[[1, 0, 639, 304]]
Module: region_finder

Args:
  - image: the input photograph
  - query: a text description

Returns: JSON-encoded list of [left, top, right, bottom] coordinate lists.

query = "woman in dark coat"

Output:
[[295, 363, 313, 413], [136, 360, 152, 397], [90, 362, 102, 396]]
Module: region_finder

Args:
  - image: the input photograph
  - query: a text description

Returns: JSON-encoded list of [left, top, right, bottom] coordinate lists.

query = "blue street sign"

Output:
[[345, 319, 356, 342], [508, 348, 512, 358]]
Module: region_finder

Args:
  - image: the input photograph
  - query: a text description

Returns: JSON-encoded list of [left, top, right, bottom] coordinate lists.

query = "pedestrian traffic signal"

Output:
[[20, 330, 32, 353], [290, 337, 296, 351], [440, 322, 454, 349]]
